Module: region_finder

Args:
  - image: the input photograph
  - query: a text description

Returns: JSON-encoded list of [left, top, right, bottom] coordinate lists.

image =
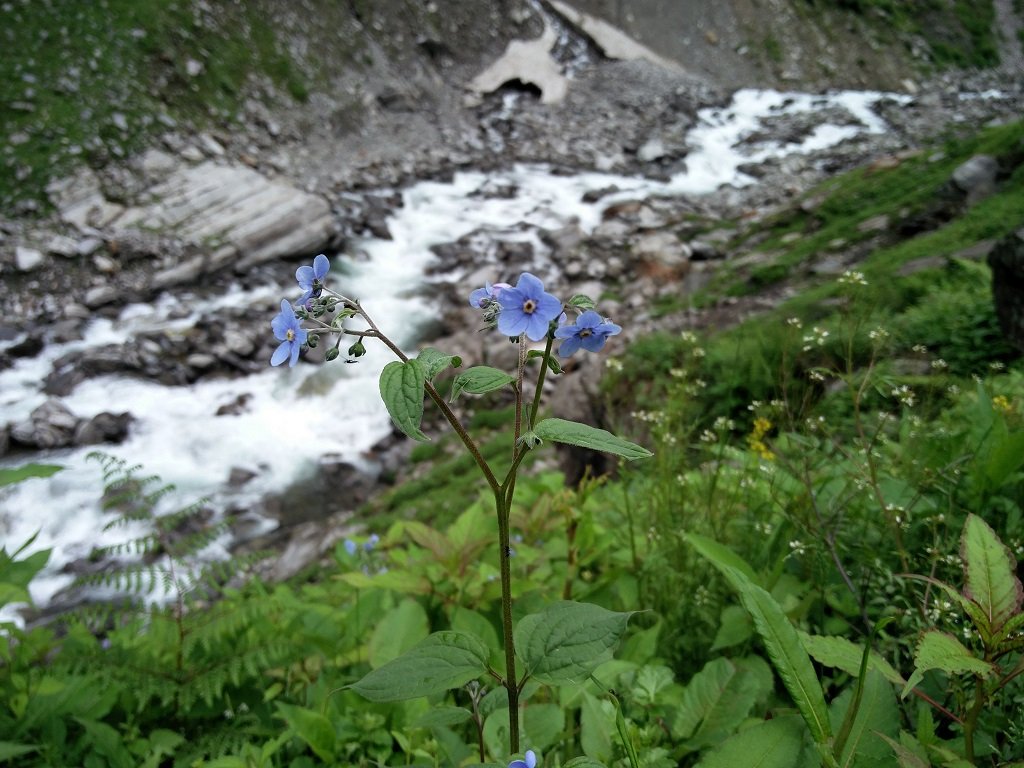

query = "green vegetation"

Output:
[[0, 0, 311, 212], [804, 0, 1000, 69], [3, 122, 1024, 768]]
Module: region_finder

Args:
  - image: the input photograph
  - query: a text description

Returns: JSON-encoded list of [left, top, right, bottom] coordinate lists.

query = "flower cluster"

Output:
[[469, 272, 621, 357]]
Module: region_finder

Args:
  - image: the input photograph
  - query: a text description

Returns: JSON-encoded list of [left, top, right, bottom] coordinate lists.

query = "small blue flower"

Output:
[[343, 539, 358, 556], [270, 299, 308, 367], [296, 254, 330, 305], [364, 533, 380, 552], [497, 273, 562, 341], [508, 750, 537, 768], [554, 310, 622, 357], [469, 281, 512, 309]]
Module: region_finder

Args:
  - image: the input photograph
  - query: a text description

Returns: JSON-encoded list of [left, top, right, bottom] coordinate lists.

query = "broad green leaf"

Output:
[[275, 703, 336, 762], [450, 606, 502, 670], [418, 347, 462, 380], [961, 513, 1022, 636], [379, 359, 429, 441], [673, 657, 771, 751], [0, 743, 38, 760], [580, 692, 615, 762], [695, 715, 808, 768], [711, 605, 755, 651], [901, 631, 995, 698], [686, 536, 832, 747], [74, 718, 133, 768], [514, 601, 633, 685], [800, 632, 905, 685], [532, 419, 652, 461], [411, 706, 473, 728], [339, 569, 432, 594], [450, 366, 516, 401], [983, 431, 1024, 488], [684, 533, 758, 583], [876, 733, 931, 768], [829, 669, 899, 768], [564, 758, 609, 768], [350, 631, 489, 701], [369, 598, 430, 668], [523, 703, 566, 750], [0, 463, 62, 488]]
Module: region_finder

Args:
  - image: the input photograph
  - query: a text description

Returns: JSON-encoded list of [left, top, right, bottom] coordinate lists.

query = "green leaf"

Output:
[[369, 598, 430, 668], [695, 716, 809, 768], [983, 430, 1024, 488], [450, 366, 516, 401], [568, 294, 597, 310], [829, 669, 899, 768], [411, 706, 473, 728], [580, 692, 615, 762], [418, 347, 462, 380], [711, 605, 754, 651], [683, 533, 760, 590], [0, 463, 62, 488], [685, 536, 832, 747], [901, 630, 995, 698], [275, 703, 336, 762], [800, 632, 905, 685], [564, 758, 609, 768], [527, 349, 562, 374], [0, 743, 39, 760], [532, 419, 652, 461], [379, 360, 429, 441], [961, 513, 1022, 637], [350, 631, 489, 701], [673, 657, 772, 751], [523, 703, 566, 750], [876, 733, 931, 768], [514, 601, 633, 685]]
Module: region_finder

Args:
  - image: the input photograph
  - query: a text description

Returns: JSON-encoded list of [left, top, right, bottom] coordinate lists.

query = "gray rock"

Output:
[[633, 231, 690, 267], [46, 234, 79, 257], [76, 236, 103, 256], [10, 399, 79, 449], [637, 137, 667, 162], [15, 246, 44, 271], [952, 155, 999, 203], [83, 285, 119, 308], [988, 227, 1024, 351], [73, 411, 133, 445]]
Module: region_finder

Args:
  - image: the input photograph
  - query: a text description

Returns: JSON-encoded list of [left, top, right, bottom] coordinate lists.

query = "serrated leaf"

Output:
[[568, 294, 596, 310], [380, 360, 428, 441], [450, 366, 516, 401], [695, 715, 808, 768], [514, 601, 633, 685], [685, 536, 832, 747], [673, 657, 770, 751], [961, 513, 1022, 637], [275, 703, 336, 762], [350, 631, 489, 701], [901, 631, 995, 698], [800, 632, 905, 685], [418, 347, 462, 380], [533, 419, 652, 460]]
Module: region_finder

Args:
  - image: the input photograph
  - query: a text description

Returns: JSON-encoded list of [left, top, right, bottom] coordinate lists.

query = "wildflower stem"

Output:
[[494, 486, 521, 753], [528, 333, 555, 430]]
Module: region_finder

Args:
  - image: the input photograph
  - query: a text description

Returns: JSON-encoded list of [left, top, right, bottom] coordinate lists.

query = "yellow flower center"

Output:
[[286, 329, 295, 342], [522, 299, 536, 314], [579, 328, 592, 338]]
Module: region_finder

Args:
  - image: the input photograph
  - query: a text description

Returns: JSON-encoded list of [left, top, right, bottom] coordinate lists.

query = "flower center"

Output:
[[522, 299, 537, 314], [286, 329, 295, 342], [579, 328, 592, 338]]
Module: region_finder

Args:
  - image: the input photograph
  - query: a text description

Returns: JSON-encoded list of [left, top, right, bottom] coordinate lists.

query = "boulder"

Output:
[[988, 227, 1024, 351], [73, 411, 134, 446], [10, 399, 79, 449], [951, 154, 999, 204]]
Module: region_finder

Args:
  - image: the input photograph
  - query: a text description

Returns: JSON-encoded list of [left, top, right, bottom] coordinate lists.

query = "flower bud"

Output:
[[307, 333, 319, 349], [348, 340, 367, 357], [325, 347, 340, 362]]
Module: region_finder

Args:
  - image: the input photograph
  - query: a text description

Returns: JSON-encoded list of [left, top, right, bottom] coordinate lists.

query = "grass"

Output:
[[0, 0, 311, 213]]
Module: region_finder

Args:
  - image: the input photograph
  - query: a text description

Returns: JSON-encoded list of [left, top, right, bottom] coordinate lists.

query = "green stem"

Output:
[[528, 334, 556, 430], [495, 488, 520, 752], [963, 674, 987, 764]]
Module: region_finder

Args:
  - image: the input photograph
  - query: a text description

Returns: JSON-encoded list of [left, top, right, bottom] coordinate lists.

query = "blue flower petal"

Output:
[[469, 286, 490, 308], [289, 340, 301, 367], [524, 312, 552, 342], [553, 324, 578, 339], [576, 310, 603, 328], [581, 333, 608, 353], [271, 341, 291, 366], [515, 272, 545, 299], [601, 320, 622, 337], [558, 335, 582, 357], [313, 254, 330, 279], [535, 293, 563, 322], [296, 265, 314, 286], [498, 307, 531, 337]]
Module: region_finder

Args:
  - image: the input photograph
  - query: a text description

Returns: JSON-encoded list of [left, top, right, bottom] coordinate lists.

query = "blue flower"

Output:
[[270, 299, 308, 367], [296, 254, 330, 305], [509, 750, 537, 768], [497, 273, 562, 341], [364, 533, 380, 552], [343, 539, 358, 556], [469, 281, 511, 309], [554, 310, 622, 357]]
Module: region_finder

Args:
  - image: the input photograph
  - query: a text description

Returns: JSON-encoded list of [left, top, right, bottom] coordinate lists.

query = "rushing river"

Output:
[[0, 88, 907, 617]]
